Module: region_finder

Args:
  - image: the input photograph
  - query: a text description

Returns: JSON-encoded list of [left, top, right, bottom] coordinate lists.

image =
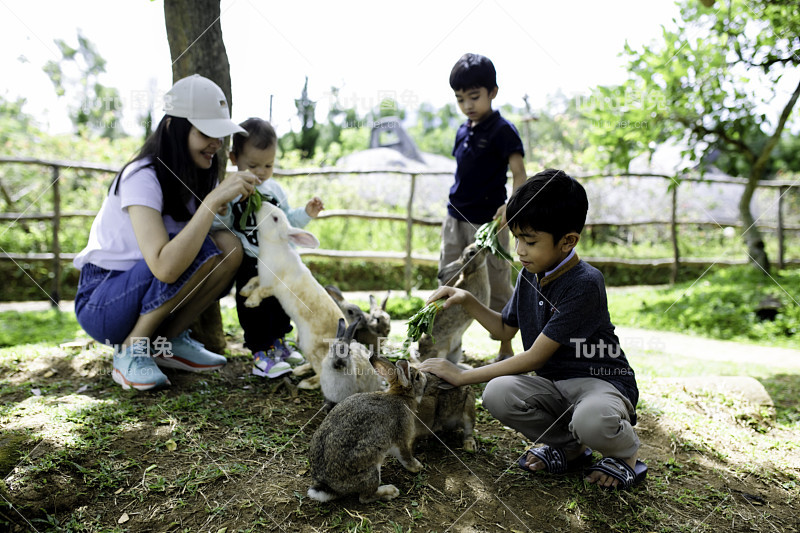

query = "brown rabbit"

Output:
[[418, 243, 489, 363], [414, 373, 477, 452], [307, 357, 427, 503], [326, 285, 392, 355]]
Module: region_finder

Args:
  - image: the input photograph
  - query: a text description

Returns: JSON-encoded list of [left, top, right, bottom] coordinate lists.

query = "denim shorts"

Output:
[[74, 235, 220, 345]]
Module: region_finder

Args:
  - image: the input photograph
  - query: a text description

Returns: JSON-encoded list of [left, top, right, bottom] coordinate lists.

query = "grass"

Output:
[[1, 279, 799, 531], [607, 266, 800, 349]]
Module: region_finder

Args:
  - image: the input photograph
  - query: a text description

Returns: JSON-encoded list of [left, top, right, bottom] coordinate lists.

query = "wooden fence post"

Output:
[[51, 164, 61, 307], [670, 182, 679, 284], [777, 186, 785, 270], [404, 173, 417, 296]]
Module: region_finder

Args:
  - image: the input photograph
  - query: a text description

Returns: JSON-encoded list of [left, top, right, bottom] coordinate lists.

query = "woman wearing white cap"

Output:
[[73, 74, 257, 391]]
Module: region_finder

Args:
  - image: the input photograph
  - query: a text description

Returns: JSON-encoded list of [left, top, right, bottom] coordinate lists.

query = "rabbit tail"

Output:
[[308, 482, 338, 502]]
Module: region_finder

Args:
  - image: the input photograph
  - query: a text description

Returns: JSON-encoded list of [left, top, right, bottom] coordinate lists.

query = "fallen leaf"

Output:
[[31, 388, 41, 396], [165, 439, 177, 451], [114, 487, 124, 495], [76, 385, 89, 394], [118, 513, 129, 524], [217, 528, 227, 533]]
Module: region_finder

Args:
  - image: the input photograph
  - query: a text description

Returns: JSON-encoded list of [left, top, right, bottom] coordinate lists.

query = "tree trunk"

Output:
[[163, 0, 232, 104], [740, 77, 800, 274], [738, 176, 769, 273], [164, 0, 233, 354]]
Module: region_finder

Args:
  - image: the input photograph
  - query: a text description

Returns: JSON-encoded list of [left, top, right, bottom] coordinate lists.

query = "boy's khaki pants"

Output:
[[482, 375, 640, 459]]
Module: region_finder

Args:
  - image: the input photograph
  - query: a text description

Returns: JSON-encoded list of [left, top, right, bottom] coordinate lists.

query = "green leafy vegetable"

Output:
[[237, 191, 277, 231], [474, 218, 514, 261], [401, 298, 445, 355]]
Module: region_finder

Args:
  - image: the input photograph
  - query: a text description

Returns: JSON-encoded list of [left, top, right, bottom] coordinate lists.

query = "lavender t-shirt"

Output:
[[73, 158, 193, 271]]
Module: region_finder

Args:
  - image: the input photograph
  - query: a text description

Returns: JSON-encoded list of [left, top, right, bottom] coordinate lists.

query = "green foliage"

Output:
[[608, 266, 800, 348], [42, 31, 125, 139], [0, 310, 83, 347], [289, 76, 319, 159], [307, 259, 437, 293], [581, 0, 800, 176], [406, 102, 460, 157]]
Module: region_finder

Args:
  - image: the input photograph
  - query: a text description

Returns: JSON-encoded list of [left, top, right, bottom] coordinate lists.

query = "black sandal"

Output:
[[585, 457, 648, 490], [517, 446, 593, 475]]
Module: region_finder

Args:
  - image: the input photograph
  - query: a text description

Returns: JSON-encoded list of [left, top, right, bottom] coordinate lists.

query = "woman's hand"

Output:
[[204, 171, 258, 213], [305, 196, 324, 218]]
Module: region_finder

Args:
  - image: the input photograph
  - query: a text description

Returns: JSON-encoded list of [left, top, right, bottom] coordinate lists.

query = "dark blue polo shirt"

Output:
[[501, 254, 639, 416], [448, 110, 524, 224]]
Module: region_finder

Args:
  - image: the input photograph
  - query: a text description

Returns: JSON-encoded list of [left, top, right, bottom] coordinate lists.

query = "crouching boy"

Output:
[[420, 169, 647, 490]]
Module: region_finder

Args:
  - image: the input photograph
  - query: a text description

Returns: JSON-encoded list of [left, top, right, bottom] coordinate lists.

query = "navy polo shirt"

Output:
[[501, 254, 639, 414], [448, 110, 524, 224]]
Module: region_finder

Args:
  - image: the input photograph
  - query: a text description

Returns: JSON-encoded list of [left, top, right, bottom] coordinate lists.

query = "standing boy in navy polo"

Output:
[[441, 53, 527, 361], [421, 169, 647, 490]]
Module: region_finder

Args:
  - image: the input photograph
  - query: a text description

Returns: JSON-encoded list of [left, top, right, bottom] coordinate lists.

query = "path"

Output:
[[2, 292, 799, 369]]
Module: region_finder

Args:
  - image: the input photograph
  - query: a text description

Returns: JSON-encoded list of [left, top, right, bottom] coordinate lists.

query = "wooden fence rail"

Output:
[[0, 156, 797, 305]]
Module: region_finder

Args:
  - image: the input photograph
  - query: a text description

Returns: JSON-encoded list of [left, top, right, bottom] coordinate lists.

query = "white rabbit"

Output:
[[320, 316, 386, 407], [239, 202, 344, 390]]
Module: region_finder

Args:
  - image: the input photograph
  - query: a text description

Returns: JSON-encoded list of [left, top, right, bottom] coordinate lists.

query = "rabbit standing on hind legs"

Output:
[[308, 357, 427, 503], [239, 202, 344, 390], [418, 243, 489, 363]]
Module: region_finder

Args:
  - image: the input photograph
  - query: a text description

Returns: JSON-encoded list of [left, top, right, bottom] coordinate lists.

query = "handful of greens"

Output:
[[237, 191, 277, 231], [474, 218, 513, 261], [401, 298, 445, 355]]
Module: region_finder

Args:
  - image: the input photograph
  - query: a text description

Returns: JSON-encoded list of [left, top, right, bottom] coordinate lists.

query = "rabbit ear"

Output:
[[370, 356, 396, 381], [336, 317, 346, 339], [343, 315, 362, 342], [438, 259, 463, 286], [395, 360, 411, 387], [381, 291, 390, 310], [369, 295, 378, 312], [288, 227, 320, 248], [326, 285, 344, 302]]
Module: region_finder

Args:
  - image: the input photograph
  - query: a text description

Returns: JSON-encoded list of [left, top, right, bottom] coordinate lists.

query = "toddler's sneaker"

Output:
[[156, 330, 227, 372], [252, 348, 292, 378], [113, 339, 170, 391], [275, 338, 305, 366]]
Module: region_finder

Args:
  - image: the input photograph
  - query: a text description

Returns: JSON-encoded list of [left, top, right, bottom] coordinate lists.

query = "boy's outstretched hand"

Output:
[[305, 196, 324, 218], [419, 357, 465, 386], [426, 286, 471, 310]]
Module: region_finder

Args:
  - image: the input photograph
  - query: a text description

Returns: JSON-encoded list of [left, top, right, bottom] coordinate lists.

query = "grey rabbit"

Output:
[[307, 357, 427, 503], [418, 243, 489, 363], [325, 285, 392, 354], [414, 372, 477, 452], [320, 316, 386, 408]]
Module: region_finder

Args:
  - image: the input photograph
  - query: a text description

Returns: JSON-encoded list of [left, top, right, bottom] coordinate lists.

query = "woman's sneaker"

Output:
[[275, 338, 305, 366], [252, 348, 292, 378], [156, 330, 227, 372], [113, 339, 170, 391]]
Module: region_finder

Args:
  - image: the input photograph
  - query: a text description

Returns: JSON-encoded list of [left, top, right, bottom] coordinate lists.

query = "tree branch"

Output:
[[673, 115, 756, 162], [752, 76, 800, 179]]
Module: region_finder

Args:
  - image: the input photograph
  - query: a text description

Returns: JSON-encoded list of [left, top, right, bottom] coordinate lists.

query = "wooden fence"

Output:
[[0, 156, 798, 305]]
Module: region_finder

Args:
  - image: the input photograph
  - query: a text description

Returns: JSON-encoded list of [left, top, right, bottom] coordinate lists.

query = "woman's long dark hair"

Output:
[[110, 115, 219, 222]]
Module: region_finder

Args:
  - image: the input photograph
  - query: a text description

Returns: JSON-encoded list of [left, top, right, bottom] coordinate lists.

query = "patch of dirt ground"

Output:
[[1, 329, 800, 532]]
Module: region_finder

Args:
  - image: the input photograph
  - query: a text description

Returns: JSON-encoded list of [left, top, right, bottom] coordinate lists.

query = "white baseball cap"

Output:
[[163, 74, 246, 138]]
